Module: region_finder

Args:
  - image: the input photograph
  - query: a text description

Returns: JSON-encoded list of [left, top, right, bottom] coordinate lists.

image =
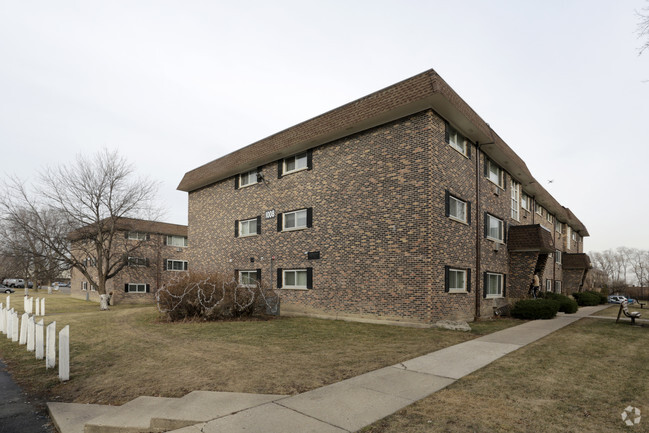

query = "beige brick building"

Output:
[[70, 218, 188, 304], [177, 69, 590, 324]]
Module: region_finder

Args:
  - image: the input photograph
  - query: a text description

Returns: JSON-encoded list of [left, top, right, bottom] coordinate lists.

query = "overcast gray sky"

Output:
[[1, 0, 647, 253]]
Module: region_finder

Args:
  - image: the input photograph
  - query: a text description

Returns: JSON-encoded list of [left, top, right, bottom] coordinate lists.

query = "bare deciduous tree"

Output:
[[638, 1, 649, 55], [1, 148, 161, 309]]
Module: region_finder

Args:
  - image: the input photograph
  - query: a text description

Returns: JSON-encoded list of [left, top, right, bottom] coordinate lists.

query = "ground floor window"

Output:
[[484, 272, 504, 298], [277, 268, 313, 290], [126, 283, 148, 293], [165, 260, 188, 271], [82, 281, 88, 291], [554, 280, 562, 293], [546, 279, 552, 291], [239, 270, 260, 287], [445, 267, 470, 293]]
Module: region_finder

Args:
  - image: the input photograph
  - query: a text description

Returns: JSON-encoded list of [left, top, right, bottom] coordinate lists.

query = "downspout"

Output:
[[475, 143, 483, 319], [553, 219, 556, 292]]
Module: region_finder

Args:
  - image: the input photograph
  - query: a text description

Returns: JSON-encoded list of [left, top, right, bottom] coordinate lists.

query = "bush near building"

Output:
[[540, 292, 578, 314], [511, 299, 560, 320]]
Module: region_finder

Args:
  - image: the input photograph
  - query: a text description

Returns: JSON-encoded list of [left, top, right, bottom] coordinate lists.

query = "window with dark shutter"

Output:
[[276, 268, 283, 288], [256, 216, 262, 235], [277, 159, 283, 179], [277, 213, 283, 232], [307, 149, 313, 170], [306, 208, 313, 228], [234, 220, 239, 237], [306, 268, 313, 289]]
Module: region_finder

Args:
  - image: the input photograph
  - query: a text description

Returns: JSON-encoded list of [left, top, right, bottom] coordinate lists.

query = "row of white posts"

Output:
[[23, 296, 46, 316], [0, 296, 69, 381]]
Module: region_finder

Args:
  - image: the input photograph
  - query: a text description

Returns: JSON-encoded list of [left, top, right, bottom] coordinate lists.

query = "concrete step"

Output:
[[47, 402, 121, 433], [148, 391, 284, 431], [84, 396, 179, 433]]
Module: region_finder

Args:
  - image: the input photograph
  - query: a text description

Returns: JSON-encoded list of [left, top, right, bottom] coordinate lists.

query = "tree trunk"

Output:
[[99, 294, 109, 310]]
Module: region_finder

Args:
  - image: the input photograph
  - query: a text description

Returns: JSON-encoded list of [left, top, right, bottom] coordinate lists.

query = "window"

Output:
[[446, 191, 469, 223], [546, 279, 552, 291], [535, 203, 543, 216], [554, 280, 562, 293], [239, 270, 260, 287], [555, 250, 562, 264], [446, 123, 469, 156], [281, 209, 309, 231], [486, 159, 504, 188], [277, 268, 312, 290], [127, 231, 148, 241], [239, 218, 258, 237], [484, 272, 504, 298], [284, 153, 308, 175], [567, 227, 571, 250], [511, 180, 520, 221], [240, 169, 259, 188], [82, 281, 88, 291], [445, 267, 470, 293], [521, 193, 532, 212], [546, 212, 553, 223], [166, 235, 188, 247], [485, 214, 504, 242], [166, 260, 188, 271], [555, 220, 563, 233], [126, 283, 147, 293], [128, 257, 148, 267]]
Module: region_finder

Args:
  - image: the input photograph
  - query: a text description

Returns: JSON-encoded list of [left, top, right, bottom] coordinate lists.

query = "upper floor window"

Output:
[[521, 193, 532, 212], [238, 169, 259, 188], [484, 272, 504, 298], [555, 250, 562, 264], [485, 213, 504, 242], [535, 203, 543, 216], [235, 216, 261, 237], [126, 283, 148, 293], [128, 257, 148, 267], [546, 212, 553, 223], [511, 180, 520, 221], [278, 208, 312, 232], [127, 231, 148, 241], [165, 260, 188, 271], [555, 220, 563, 233], [485, 159, 505, 188], [166, 235, 188, 247], [554, 280, 562, 293], [571, 231, 577, 241], [445, 191, 469, 224], [546, 279, 552, 291], [445, 123, 469, 157]]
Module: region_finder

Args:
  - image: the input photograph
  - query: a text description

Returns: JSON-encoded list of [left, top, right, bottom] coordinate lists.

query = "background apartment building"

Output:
[[178, 69, 591, 324], [70, 218, 188, 304]]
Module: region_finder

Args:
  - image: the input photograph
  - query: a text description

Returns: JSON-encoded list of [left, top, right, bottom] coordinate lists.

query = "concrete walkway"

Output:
[[48, 305, 610, 433]]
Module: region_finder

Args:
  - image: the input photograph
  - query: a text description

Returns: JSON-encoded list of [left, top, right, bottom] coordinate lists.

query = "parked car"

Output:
[[608, 295, 627, 304], [0, 283, 15, 294], [2, 278, 24, 288], [627, 298, 636, 304]]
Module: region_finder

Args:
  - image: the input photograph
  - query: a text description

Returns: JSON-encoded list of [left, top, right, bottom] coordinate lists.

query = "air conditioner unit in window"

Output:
[[176, 248, 182, 252], [493, 242, 500, 252]]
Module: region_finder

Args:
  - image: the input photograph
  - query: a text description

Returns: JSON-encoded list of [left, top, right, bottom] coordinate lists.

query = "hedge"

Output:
[[572, 291, 600, 306], [541, 292, 579, 314], [511, 299, 560, 320]]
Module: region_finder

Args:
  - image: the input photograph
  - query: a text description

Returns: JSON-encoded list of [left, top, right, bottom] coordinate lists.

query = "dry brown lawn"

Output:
[[0, 292, 520, 405], [362, 318, 649, 433], [592, 303, 646, 319]]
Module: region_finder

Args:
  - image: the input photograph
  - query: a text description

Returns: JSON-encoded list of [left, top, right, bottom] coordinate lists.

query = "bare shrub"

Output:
[[156, 272, 279, 321]]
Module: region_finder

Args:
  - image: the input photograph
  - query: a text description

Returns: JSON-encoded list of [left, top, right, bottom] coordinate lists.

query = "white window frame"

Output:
[[127, 283, 147, 293], [127, 231, 147, 241], [167, 235, 188, 247], [448, 268, 467, 293], [449, 196, 467, 223], [448, 126, 468, 156], [128, 256, 147, 267], [554, 280, 562, 293], [521, 193, 532, 212], [82, 281, 88, 291], [546, 212, 553, 223], [239, 218, 258, 237], [239, 270, 258, 287], [555, 250, 562, 264], [486, 159, 504, 188], [546, 279, 552, 291], [283, 153, 308, 175], [283, 269, 308, 290], [485, 272, 504, 299], [486, 214, 504, 243], [283, 209, 308, 231], [166, 260, 188, 271], [571, 230, 577, 241], [511, 180, 520, 221], [555, 220, 562, 233], [535, 203, 543, 216], [239, 169, 258, 188]]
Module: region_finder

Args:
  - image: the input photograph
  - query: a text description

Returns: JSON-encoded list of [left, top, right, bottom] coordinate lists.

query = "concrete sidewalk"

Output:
[[48, 305, 610, 433]]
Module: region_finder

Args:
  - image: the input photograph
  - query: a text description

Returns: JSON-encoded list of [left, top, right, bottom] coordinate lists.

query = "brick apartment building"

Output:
[[177, 69, 591, 324], [70, 218, 188, 304]]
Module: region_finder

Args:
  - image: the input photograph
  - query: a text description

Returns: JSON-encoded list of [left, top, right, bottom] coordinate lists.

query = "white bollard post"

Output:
[[12, 312, 19, 342], [29, 297, 34, 315], [48, 287, 52, 295], [41, 298, 45, 316], [0, 306, 5, 334], [6, 295, 9, 310], [35, 297, 40, 316], [35, 319, 44, 360], [19, 313, 28, 345], [7, 309, 13, 340], [59, 325, 69, 381], [27, 316, 35, 352], [46, 321, 56, 369], [24, 296, 28, 314]]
